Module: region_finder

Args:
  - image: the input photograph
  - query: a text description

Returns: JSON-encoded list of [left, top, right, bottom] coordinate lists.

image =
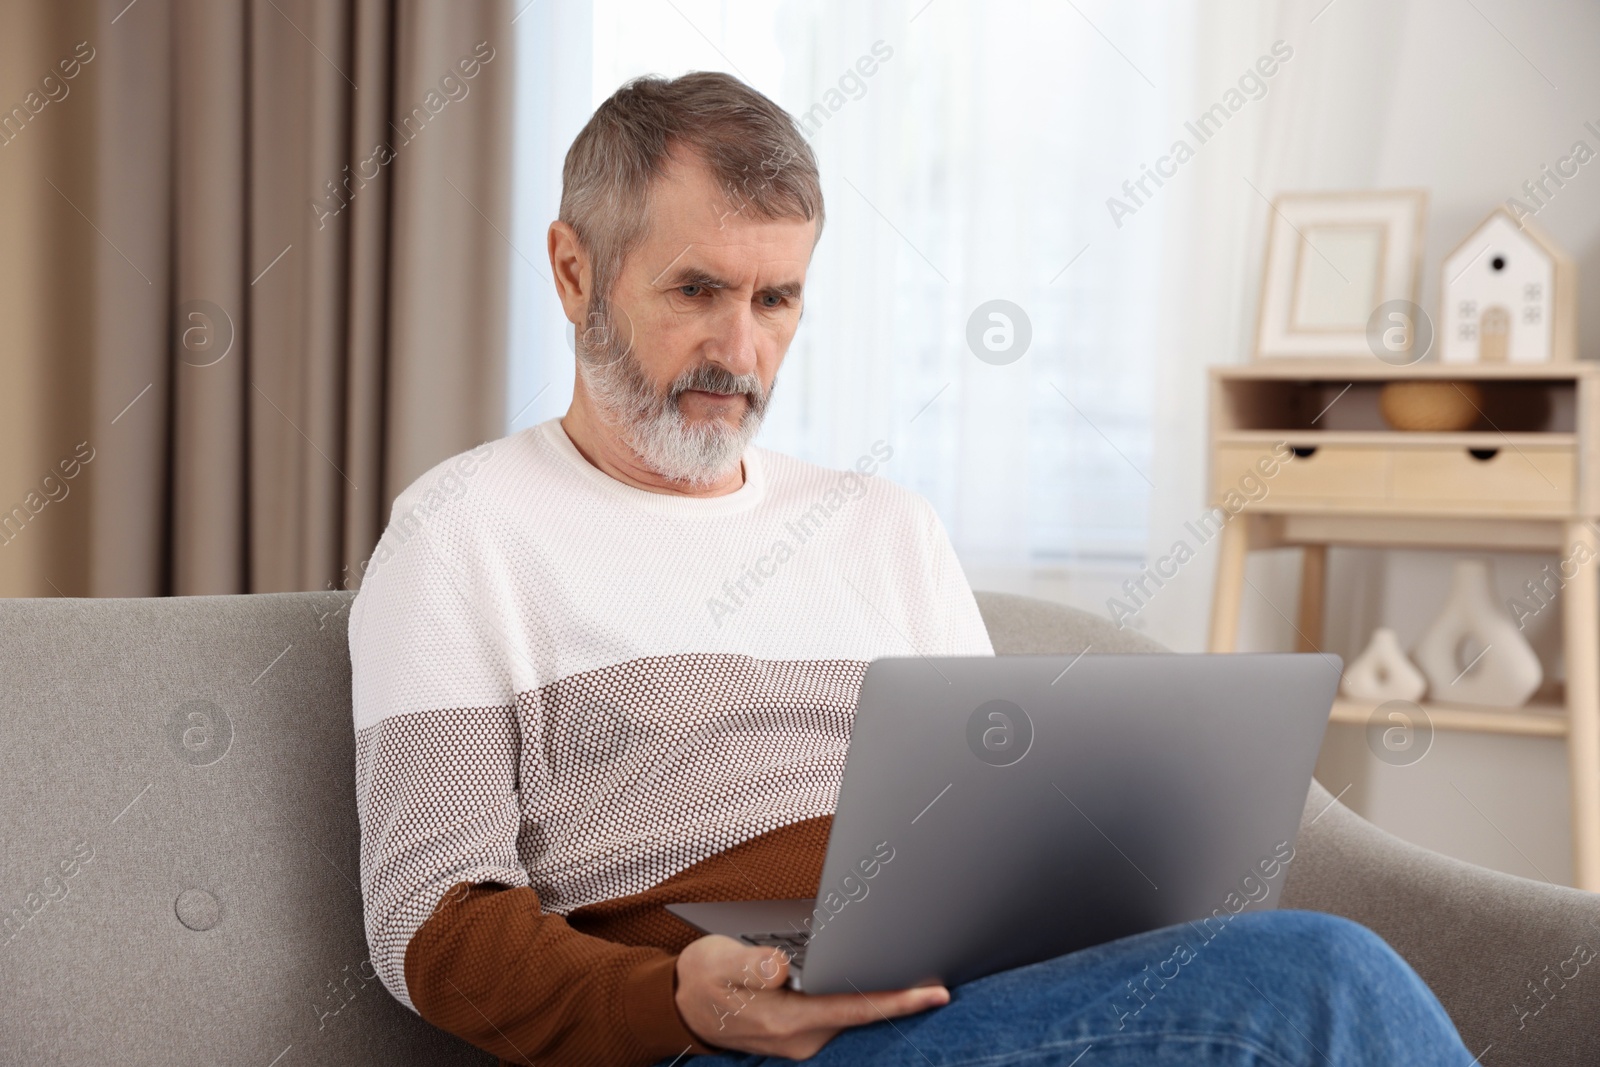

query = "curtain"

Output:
[[0, 0, 513, 598], [759, 0, 1180, 574], [506, 0, 1191, 580], [1141, 0, 1412, 652]]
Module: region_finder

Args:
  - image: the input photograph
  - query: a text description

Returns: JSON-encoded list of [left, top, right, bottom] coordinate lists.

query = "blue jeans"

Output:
[[669, 910, 1472, 1066]]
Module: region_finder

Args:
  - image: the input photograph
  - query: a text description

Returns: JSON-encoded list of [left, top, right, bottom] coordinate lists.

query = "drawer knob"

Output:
[[1468, 448, 1499, 461], [1291, 446, 1317, 459]]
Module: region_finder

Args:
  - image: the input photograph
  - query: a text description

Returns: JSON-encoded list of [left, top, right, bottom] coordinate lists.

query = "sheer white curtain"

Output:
[[1141, 0, 1412, 651], [508, 0, 1195, 583]]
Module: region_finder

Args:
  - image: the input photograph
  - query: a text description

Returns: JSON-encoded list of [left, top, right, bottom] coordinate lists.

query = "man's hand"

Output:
[[674, 934, 949, 1059]]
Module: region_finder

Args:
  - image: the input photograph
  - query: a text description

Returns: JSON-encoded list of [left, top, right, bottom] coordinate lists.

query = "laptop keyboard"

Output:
[[740, 930, 811, 972]]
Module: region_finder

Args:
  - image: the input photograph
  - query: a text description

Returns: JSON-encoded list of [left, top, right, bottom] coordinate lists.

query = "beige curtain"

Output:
[[0, 0, 513, 597]]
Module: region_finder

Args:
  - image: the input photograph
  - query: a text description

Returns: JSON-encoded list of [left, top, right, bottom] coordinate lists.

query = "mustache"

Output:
[[670, 363, 770, 413]]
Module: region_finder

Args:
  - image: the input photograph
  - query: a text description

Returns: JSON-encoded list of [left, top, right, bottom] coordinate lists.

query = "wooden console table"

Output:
[[1206, 359, 1600, 890]]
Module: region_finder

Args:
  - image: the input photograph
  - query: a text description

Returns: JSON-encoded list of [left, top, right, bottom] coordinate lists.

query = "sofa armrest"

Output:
[[1284, 780, 1600, 1066]]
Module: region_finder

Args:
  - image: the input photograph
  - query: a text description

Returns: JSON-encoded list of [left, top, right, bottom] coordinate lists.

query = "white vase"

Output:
[[1341, 628, 1427, 704], [1413, 559, 1543, 708]]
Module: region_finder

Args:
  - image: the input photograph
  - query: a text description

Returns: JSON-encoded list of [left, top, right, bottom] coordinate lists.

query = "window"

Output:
[[509, 0, 1191, 573]]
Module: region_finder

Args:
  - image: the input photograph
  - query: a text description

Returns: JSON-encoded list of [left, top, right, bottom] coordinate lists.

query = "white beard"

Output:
[[575, 299, 772, 488]]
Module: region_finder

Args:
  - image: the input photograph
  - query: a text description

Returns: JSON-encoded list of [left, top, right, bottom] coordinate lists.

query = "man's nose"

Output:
[[705, 300, 759, 377]]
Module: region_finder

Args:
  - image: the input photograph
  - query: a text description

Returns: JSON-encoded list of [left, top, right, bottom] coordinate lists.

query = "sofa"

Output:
[[1, 589, 1595, 1065]]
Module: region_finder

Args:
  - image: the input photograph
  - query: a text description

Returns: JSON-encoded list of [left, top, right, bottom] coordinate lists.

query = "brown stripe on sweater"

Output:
[[406, 816, 831, 1067]]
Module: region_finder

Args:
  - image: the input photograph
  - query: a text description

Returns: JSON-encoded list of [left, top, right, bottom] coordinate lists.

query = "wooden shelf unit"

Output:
[[1327, 698, 1568, 738], [1206, 361, 1600, 890]]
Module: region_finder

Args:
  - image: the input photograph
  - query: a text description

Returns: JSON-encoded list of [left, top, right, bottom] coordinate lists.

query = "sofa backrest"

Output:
[[0, 592, 495, 1066], [974, 589, 1164, 655]]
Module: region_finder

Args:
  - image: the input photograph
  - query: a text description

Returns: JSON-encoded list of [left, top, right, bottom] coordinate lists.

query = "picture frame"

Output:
[[1253, 189, 1428, 359]]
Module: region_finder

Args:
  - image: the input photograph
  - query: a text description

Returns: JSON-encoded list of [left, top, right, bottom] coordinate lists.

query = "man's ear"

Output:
[[548, 220, 593, 325]]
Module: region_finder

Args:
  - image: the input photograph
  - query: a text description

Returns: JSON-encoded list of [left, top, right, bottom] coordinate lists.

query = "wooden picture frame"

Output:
[[1254, 189, 1428, 359]]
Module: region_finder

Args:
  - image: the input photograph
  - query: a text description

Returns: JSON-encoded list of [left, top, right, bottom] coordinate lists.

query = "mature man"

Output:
[[351, 72, 1470, 1066]]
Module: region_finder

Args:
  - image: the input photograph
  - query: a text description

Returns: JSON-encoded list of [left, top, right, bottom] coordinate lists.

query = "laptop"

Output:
[[667, 652, 1339, 995]]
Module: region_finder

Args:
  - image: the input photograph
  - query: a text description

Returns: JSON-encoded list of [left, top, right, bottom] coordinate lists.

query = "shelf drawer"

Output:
[[1214, 444, 1387, 505], [1390, 446, 1575, 511]]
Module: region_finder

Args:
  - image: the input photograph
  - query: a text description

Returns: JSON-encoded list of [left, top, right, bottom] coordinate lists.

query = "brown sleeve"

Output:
[[404, 881, 717, 1067]]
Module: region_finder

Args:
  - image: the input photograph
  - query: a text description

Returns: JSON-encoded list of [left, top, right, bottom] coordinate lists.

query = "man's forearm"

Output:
[[405, 881, 713, 1067]]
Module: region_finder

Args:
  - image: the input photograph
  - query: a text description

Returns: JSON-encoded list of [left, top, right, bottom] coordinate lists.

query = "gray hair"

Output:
[[559, 71, 825, 301]]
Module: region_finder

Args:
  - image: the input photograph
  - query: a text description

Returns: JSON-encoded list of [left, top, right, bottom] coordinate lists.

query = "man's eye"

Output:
[[760, 294, 784, 308], [678, 285, 703, 298]]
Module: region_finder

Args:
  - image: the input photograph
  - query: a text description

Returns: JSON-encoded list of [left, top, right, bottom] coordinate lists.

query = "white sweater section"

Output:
[[348, 417, 992, 1008]]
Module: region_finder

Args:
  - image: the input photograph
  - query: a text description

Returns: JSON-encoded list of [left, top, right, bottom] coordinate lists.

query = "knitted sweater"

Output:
[[349, 418, 992, 1066]]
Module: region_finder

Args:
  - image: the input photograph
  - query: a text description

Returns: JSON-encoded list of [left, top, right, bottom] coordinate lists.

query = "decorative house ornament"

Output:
[[1440, 207, 1576, 364], [1341, 628, 1428, 704], [1413, 559, 1543, 708], [1253, 189, 1428, 359], [1378, 380, 1483, 432]]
